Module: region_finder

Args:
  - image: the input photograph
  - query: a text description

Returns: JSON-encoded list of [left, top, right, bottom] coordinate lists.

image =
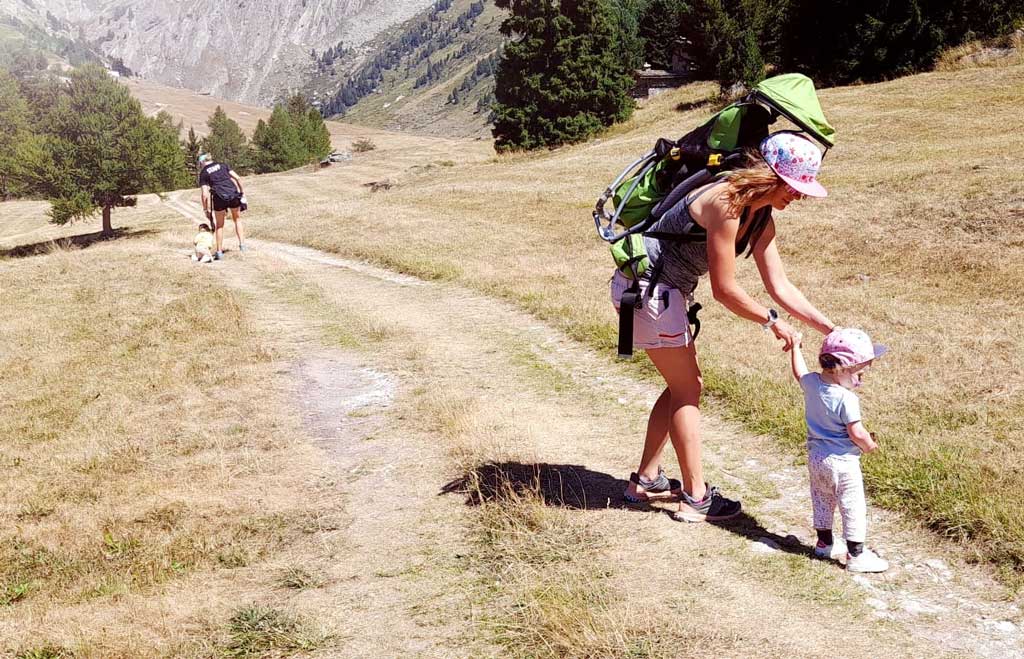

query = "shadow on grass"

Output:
[[0, 227, 159, 259], [441, 461, 632, 511], [441, 460, 813, 557]]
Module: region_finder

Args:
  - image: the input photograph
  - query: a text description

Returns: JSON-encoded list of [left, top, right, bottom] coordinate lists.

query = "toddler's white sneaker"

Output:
[[846, 548, 889, 573]]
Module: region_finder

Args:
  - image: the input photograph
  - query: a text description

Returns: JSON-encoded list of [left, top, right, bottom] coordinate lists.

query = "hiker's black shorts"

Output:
[[212, 193, 241, 212]]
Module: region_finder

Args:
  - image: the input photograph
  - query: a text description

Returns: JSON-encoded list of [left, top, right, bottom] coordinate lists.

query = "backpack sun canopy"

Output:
[[709, 73, 835, 152]]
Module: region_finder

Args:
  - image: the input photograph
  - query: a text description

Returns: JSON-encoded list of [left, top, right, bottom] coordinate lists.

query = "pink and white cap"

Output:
[[820, 328, 887, 368], [759, 131, 828, 198]]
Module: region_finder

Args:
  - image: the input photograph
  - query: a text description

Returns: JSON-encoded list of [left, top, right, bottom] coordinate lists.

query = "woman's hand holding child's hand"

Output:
[[772, 319, 799, 351]]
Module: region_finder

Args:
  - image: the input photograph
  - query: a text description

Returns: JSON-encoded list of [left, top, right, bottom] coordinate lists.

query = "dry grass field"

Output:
[[2, 62, 1024, 657], [0, 240, 344, 656], [238, 64, 1024, 580]]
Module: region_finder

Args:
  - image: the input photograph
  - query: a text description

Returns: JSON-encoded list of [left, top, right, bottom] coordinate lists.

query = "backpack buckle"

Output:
[[707, 153, 722, 167]]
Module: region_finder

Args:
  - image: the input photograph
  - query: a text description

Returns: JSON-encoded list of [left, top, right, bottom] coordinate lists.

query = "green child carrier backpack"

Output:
[[593, 73, 835, 358]]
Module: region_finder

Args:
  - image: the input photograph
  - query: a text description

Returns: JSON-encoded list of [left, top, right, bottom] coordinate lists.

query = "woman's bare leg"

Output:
[[624, 388, 672, 500], [625, 344, 706, 501], [230, 207, 244, 247], [213, 210, 226, 254], [637, 388, 671, 479]]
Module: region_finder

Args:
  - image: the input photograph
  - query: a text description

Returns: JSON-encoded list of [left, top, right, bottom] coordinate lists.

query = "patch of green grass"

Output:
[[223, 605, 327, 657], [700, 363, 807, 452], [1, 581, 31, 606], [730, 542, 860, 612]]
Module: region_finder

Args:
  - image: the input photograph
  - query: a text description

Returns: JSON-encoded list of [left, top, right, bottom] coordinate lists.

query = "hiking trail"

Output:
[[163, 192, 1023, 657]]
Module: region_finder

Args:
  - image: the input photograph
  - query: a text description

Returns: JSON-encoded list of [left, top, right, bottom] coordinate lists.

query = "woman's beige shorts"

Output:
[[610, 271, 693, 350]]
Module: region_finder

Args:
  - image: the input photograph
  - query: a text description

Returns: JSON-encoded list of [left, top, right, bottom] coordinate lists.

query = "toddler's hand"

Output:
[[771, 319, 799, 352]]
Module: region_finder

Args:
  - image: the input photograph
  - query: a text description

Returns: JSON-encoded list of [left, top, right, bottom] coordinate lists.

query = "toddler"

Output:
[[790, 328, 889, 573], [192, 223, 214, 263]]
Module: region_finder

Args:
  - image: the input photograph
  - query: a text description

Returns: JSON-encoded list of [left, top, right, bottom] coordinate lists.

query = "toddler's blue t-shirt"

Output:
[[800, 372, 862, 456]]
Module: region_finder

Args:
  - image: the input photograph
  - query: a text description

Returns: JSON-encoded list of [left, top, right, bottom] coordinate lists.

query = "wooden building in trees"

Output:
[[632, 40, 697, 98]]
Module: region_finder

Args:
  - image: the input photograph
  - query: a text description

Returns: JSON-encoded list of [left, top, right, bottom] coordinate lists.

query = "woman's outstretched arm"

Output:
[[705, 204, 799, 350], [752, 220, 835, 335]]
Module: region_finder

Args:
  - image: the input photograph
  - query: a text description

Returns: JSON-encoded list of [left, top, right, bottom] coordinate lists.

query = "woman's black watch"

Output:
[[762, 308, 779, 330]]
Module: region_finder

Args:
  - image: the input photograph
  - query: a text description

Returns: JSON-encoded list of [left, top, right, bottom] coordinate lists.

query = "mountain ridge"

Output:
[[0, 0, 438, 105]]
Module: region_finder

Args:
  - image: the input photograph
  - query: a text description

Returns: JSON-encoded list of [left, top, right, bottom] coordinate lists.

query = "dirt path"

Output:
[[162, 196, 1023, 657]]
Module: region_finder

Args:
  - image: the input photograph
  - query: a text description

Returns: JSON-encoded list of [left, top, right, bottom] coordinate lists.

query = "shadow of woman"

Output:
[[440, 461, 632, 511], [440, 461, 813, 557]]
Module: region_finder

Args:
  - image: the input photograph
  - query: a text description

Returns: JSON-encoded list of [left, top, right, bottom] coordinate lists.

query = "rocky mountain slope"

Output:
[[1, 0, 505, 136], [307, 0, 503, 137], [0, 0, 437, 105]]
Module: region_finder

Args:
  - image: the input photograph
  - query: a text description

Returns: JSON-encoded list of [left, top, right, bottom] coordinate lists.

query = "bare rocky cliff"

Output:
[[1, 0, 435, 105]]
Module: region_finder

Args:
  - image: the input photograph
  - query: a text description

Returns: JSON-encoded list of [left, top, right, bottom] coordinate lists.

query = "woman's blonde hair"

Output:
[[721, 149, 784, 218]]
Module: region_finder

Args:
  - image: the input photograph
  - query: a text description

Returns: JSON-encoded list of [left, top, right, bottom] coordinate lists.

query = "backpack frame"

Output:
[[593, 74, 835, 357]]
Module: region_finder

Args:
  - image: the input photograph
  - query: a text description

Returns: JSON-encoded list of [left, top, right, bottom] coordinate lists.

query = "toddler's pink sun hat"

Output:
[[759, 131, 828, 198], [820, 328, 887, 368]]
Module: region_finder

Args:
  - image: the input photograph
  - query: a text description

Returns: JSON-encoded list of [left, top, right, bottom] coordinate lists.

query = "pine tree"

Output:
[[0, 68, 34, 200], [608, 0, 645, 70], [286, 93, 312, 123], [685, 0, 770, 93], [492, 0, 635, 151], [183, 125, 202, 178], [776, 0, 1024, 85], [252, 105, 306, 172], [201, 106, 252, 174], [147, 111, 192, 191], [250, 119, 272, 173], [638, 0, 685, 70], [28, 64, 189, 233], [279, 94, 331, 163], [302, 108, 332, 162]]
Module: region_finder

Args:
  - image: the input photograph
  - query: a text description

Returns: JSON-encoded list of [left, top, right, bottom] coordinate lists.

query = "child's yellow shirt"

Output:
[[194, 231, 214, 251]]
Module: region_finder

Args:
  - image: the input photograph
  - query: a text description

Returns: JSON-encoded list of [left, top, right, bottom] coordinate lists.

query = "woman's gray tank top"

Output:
[[642, 181, 724, 294]]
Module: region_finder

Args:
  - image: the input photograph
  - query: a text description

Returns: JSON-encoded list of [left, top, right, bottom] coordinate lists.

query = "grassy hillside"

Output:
[[2, 64, 1023, 655], [239, 64, 1024, 581], [4, 62, 1024, 582]]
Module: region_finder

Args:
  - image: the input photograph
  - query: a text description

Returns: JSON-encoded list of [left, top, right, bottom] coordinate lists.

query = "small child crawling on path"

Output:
[[192, 223, 214, 263], [790, 327, 889, 573]]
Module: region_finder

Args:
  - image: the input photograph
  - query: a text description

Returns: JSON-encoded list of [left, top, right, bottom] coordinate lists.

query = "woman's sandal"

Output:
[[622, 467, 682, 506]]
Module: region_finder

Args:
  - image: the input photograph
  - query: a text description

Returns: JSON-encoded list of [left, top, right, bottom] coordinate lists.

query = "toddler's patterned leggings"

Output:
[[807, 451, 866, 542]]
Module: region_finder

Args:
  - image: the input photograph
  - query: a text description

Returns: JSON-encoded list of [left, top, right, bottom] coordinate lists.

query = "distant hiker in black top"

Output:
[[198, 153, 246, 259]]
